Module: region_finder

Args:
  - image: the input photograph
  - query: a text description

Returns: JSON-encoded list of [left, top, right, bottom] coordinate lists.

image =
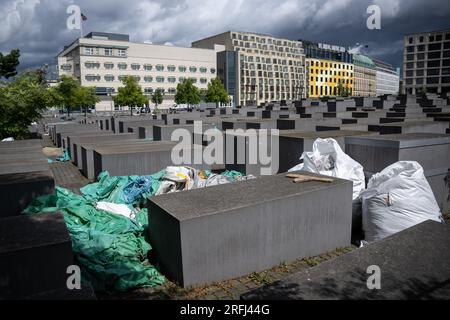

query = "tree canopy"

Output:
[[114, 76, 148, 115], [151, 89, 164, 107], [0, 70, 51, 139], [175, 78, 201, 105], [0, 49, 20, 79], [49, 75, 99, 115], [205, 77, 230, 107]]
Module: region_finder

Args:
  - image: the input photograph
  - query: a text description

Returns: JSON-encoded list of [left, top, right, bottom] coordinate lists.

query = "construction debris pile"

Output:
[[23, 167, 253, 292]]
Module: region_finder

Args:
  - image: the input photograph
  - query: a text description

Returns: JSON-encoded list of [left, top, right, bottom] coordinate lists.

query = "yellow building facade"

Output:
[[307, 58, 354, 97]]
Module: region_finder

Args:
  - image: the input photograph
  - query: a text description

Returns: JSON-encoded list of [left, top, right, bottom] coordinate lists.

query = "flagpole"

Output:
[[80, 16, 83, 39]]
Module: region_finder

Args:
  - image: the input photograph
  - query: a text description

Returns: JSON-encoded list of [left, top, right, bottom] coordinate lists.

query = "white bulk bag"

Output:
[[289, 138, 365, 200], [361, 161, 442, 242]]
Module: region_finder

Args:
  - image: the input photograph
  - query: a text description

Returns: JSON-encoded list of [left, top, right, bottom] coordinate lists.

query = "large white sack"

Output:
[[361, 161, 442, 242], [288, 138, 365, 200]]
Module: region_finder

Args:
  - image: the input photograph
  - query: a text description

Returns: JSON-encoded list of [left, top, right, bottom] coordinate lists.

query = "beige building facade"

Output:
[[58, 32, 222, 110], [192, 31, 306, 106], [353, 54, 377, 97]]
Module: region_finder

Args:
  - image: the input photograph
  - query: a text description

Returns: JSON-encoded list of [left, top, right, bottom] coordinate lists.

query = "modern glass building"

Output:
[[373, 59, 400, 96]]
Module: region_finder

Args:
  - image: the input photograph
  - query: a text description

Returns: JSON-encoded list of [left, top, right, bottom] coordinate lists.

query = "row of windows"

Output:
[[232, 40, 302, 55], [231, 33, 302, 48], [310, 85, 353, 96], [405, 68, 450, 77], [309, 69, 353, 77], [82, 62, 215, 73], [405, 59, 450, 69], [240, 70, 300, 79], [309, 61, 353, 70], [406, 42, 450, 52], [406, 51, 450, 61], [84, 47, 126, 57], [310, 77, 353, 84], [405, 77, 450, 85], [143, 88, 177, 94], [240, 55, 303, 67], [85, 75, 209, 84], [408, 33, 450, 44]]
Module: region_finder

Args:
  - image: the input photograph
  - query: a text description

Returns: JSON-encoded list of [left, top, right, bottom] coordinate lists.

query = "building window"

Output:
[[144, 76, 153, 82], [179, 66, 186, 72], [85, 62, 100, 69], [131, 63, 140, 70], [168, 76, 176, 83], [156, 76, 164, 83], [200, 67, 207, 73], [104, 75, 115, 82], [118, 49, 126, 57], [144, 64, 152, 71], [190, 78, 197, 83], [85, 75, 100, 82], [168, 88, 176, 94], [144, 88, 153, 94], [179, 77, 186, 82], [132, 76, 141, 82], [156, 64, 164, 71], [104, 62, 114, 69], [104, 48, 113, 56], [84, 47, 94, 55], [189, 66, 197, 73], [167, 65, 176, 72], [408, 37, 413, 44], [210, 68, 216, 74], [200, 78, 207, 84], [60, 64, 72, 71], [118, 63, 127, 70]]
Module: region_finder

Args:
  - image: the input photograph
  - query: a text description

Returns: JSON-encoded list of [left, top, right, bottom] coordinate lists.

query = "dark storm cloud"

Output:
[[0, 0, 449, 72]]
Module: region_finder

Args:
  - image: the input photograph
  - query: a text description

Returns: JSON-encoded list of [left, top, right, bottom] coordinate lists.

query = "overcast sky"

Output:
[[1, 0, 449, 73]]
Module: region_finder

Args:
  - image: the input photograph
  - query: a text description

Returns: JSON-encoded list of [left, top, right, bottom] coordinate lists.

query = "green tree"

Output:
[[0, 71, 51, 139], [114, 76, 148, 115], [175, 78, 201, 106], [151, 89, 164, 111], [73, 86, 99, 116], [205, 77, 230, 108], [336, 81, 344, 97], [51, 75, 98, 116], [0, 49, 20, 79]]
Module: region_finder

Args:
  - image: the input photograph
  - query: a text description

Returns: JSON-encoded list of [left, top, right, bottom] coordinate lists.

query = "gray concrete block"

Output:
[[92, 142, 207, 177], [0, 213, 73, 299], [0, 170, 55, 218], [345, 133, 450, 213], [79, 139, 153, 179], [70, 132, 138, 166], [147, 172, 353, 287], [278, 130, 376, 173], [241, 220, 450, 300]]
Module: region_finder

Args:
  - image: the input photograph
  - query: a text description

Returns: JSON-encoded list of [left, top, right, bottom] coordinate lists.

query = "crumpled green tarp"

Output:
[[23, 172, 166, 292], [23, 168, 247, 292]]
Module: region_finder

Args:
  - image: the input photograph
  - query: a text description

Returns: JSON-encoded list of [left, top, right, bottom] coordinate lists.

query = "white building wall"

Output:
[[58, 36, 222, 110]]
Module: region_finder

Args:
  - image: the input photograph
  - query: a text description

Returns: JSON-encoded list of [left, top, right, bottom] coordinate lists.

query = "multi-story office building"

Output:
[[302, 41, 354, 98], [353, 54, 377, 97], [192, 31, 306, 106], [57, 32, 222, 110], [373, 59, 400, 96], [403, 29, 450, 95]]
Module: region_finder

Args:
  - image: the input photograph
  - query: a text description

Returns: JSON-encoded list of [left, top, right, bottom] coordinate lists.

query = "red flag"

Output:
[[81, 13, 87, 21]]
